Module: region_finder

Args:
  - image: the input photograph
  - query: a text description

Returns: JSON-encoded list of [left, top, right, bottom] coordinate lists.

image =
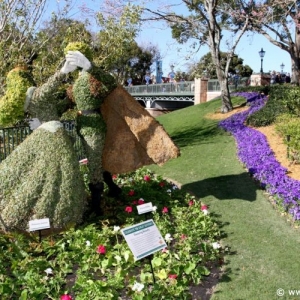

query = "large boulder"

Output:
[[0, 121, 87, 231]]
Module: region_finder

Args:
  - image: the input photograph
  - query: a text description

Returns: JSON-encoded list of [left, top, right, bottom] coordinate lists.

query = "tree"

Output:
[[232, 0, 300, 84], [188, 51, 253, 79], [144, 1, 250, 113], [93, 3, 142, 74], [32, 19, 93, 86], [0, 0, 79, 89]]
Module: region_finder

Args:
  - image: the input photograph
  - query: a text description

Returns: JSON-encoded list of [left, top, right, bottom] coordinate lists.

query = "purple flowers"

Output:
[[219, 92, 300, 220]]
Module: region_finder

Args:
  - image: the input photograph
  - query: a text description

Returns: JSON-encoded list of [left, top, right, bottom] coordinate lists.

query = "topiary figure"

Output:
[[0, 50, 90, 231], [0, 121, 87, 230], [62, 44, 117, 215]]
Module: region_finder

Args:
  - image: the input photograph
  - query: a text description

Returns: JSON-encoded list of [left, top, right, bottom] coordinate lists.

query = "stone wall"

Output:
[[194, 78, 208, 104], [250, 73, 271, 86]]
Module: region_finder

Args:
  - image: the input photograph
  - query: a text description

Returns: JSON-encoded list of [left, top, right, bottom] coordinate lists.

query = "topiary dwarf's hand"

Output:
[[61, 51, 92, 74]]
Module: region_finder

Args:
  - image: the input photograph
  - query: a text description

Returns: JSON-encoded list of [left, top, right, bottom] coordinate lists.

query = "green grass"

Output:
[[149, 98, 300, 300]]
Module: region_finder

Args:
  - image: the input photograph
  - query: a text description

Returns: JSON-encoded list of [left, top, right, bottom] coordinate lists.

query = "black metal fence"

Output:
[[0, 121, 85, 163]]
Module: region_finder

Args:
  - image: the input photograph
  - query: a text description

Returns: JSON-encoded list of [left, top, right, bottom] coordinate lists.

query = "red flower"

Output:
[[144, 175, 151, 181], [188, 200, 194, 206], [60, 294, 72, 300], [96, 245, 106, 255], [180, 234, 187, 240], [112, 174, 117, 179], [162, 207, 169, 214], [201, 205, 208, 211], [159, 181, 165, 187], [169, 274, 178, 279], [132, 200, 138, 205], [128, 190, 135, 196], [125, 206, 133, 213], [138, 198, 145, 205]]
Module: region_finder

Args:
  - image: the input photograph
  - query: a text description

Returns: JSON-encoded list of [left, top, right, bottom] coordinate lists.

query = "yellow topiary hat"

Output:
[[64, 42, 93, 61]]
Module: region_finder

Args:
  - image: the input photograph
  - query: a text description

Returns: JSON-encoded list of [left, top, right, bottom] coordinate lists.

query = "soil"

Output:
[[207, 105, 300, 181]]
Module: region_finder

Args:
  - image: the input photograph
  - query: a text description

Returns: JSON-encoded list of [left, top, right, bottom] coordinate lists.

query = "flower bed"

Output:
[[0, 168, 223, 299], [219, 92, 300, 220]]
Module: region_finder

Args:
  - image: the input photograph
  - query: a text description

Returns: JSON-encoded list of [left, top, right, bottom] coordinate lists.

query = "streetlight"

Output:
[[156, 60, 163, 84], [169, 64, 176, 91], [280, 63, 285, 74], [259, 48, 266, 74]]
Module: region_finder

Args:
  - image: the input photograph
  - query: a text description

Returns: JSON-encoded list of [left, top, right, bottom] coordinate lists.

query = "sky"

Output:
[[137, 25, 292, 76], [48, 0, 292, 77]]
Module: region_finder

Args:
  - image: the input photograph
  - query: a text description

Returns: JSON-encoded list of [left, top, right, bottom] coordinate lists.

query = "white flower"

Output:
[[113, 226, 120, 232], [132, 281, 144, 292], [167, 189, 172, 193], [44, 268, 53, 276], [172, 185, 178, 190], [165, 233, 173, 242], [128, 177, 133, 182], [212, 242, 221, 249], [152, 206, 157, 212], [86, 240, 91, 247], [202, 209, 209, 215]]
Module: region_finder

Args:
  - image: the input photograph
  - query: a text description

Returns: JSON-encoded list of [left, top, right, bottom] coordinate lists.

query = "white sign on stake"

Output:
[[29, 218, 50, 232], [137, 202, 153, 215], [121, 219, 167, 261]]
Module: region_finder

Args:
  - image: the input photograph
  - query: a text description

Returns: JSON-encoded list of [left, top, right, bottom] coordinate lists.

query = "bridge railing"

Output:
[[208, 77, 250, 91], [126, 81, 194, 95], [126, 78, 250, 95]]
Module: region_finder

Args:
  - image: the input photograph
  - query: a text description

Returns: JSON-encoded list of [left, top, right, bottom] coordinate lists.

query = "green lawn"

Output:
[[149, 98, 300, 300]]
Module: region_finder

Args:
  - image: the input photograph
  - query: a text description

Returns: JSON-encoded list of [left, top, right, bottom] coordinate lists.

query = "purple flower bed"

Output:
[[219, 92, 300, 220]]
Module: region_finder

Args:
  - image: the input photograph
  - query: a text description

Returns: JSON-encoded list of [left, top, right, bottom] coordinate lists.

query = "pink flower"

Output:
[[96, 245, 106, 255], [125, 206, 133, 213], [188, 200, 194, 206], [161, 247, 168, 253], [128, 190, 135, 196], [112, 174, 117, 179], [79, 158, 88, 165], [180, 234, 187, 240], [169, 274, 178, 279], [138, 198, 145, 205], [60, 294, 72, 300], [159, 181, 165, 187], [162, 207, 169, 214], [144, 175, 151, 181], [201, 205, 208, 211]]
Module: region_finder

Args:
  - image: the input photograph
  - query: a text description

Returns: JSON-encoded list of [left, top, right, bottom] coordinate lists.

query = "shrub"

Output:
[[246, 86, 290, 127], [280, 86, 300, 116], [0, 67, 34, 127], [275, 113, 300, 163]]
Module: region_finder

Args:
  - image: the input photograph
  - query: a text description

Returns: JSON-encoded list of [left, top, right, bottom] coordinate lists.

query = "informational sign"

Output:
[[137, 202, 153, 215], [29, 218, 50, 231], [121, 219, 167, 260]]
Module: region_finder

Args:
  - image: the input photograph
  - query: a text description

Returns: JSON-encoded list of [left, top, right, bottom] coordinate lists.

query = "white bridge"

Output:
[[125, 79, 248, 115]]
